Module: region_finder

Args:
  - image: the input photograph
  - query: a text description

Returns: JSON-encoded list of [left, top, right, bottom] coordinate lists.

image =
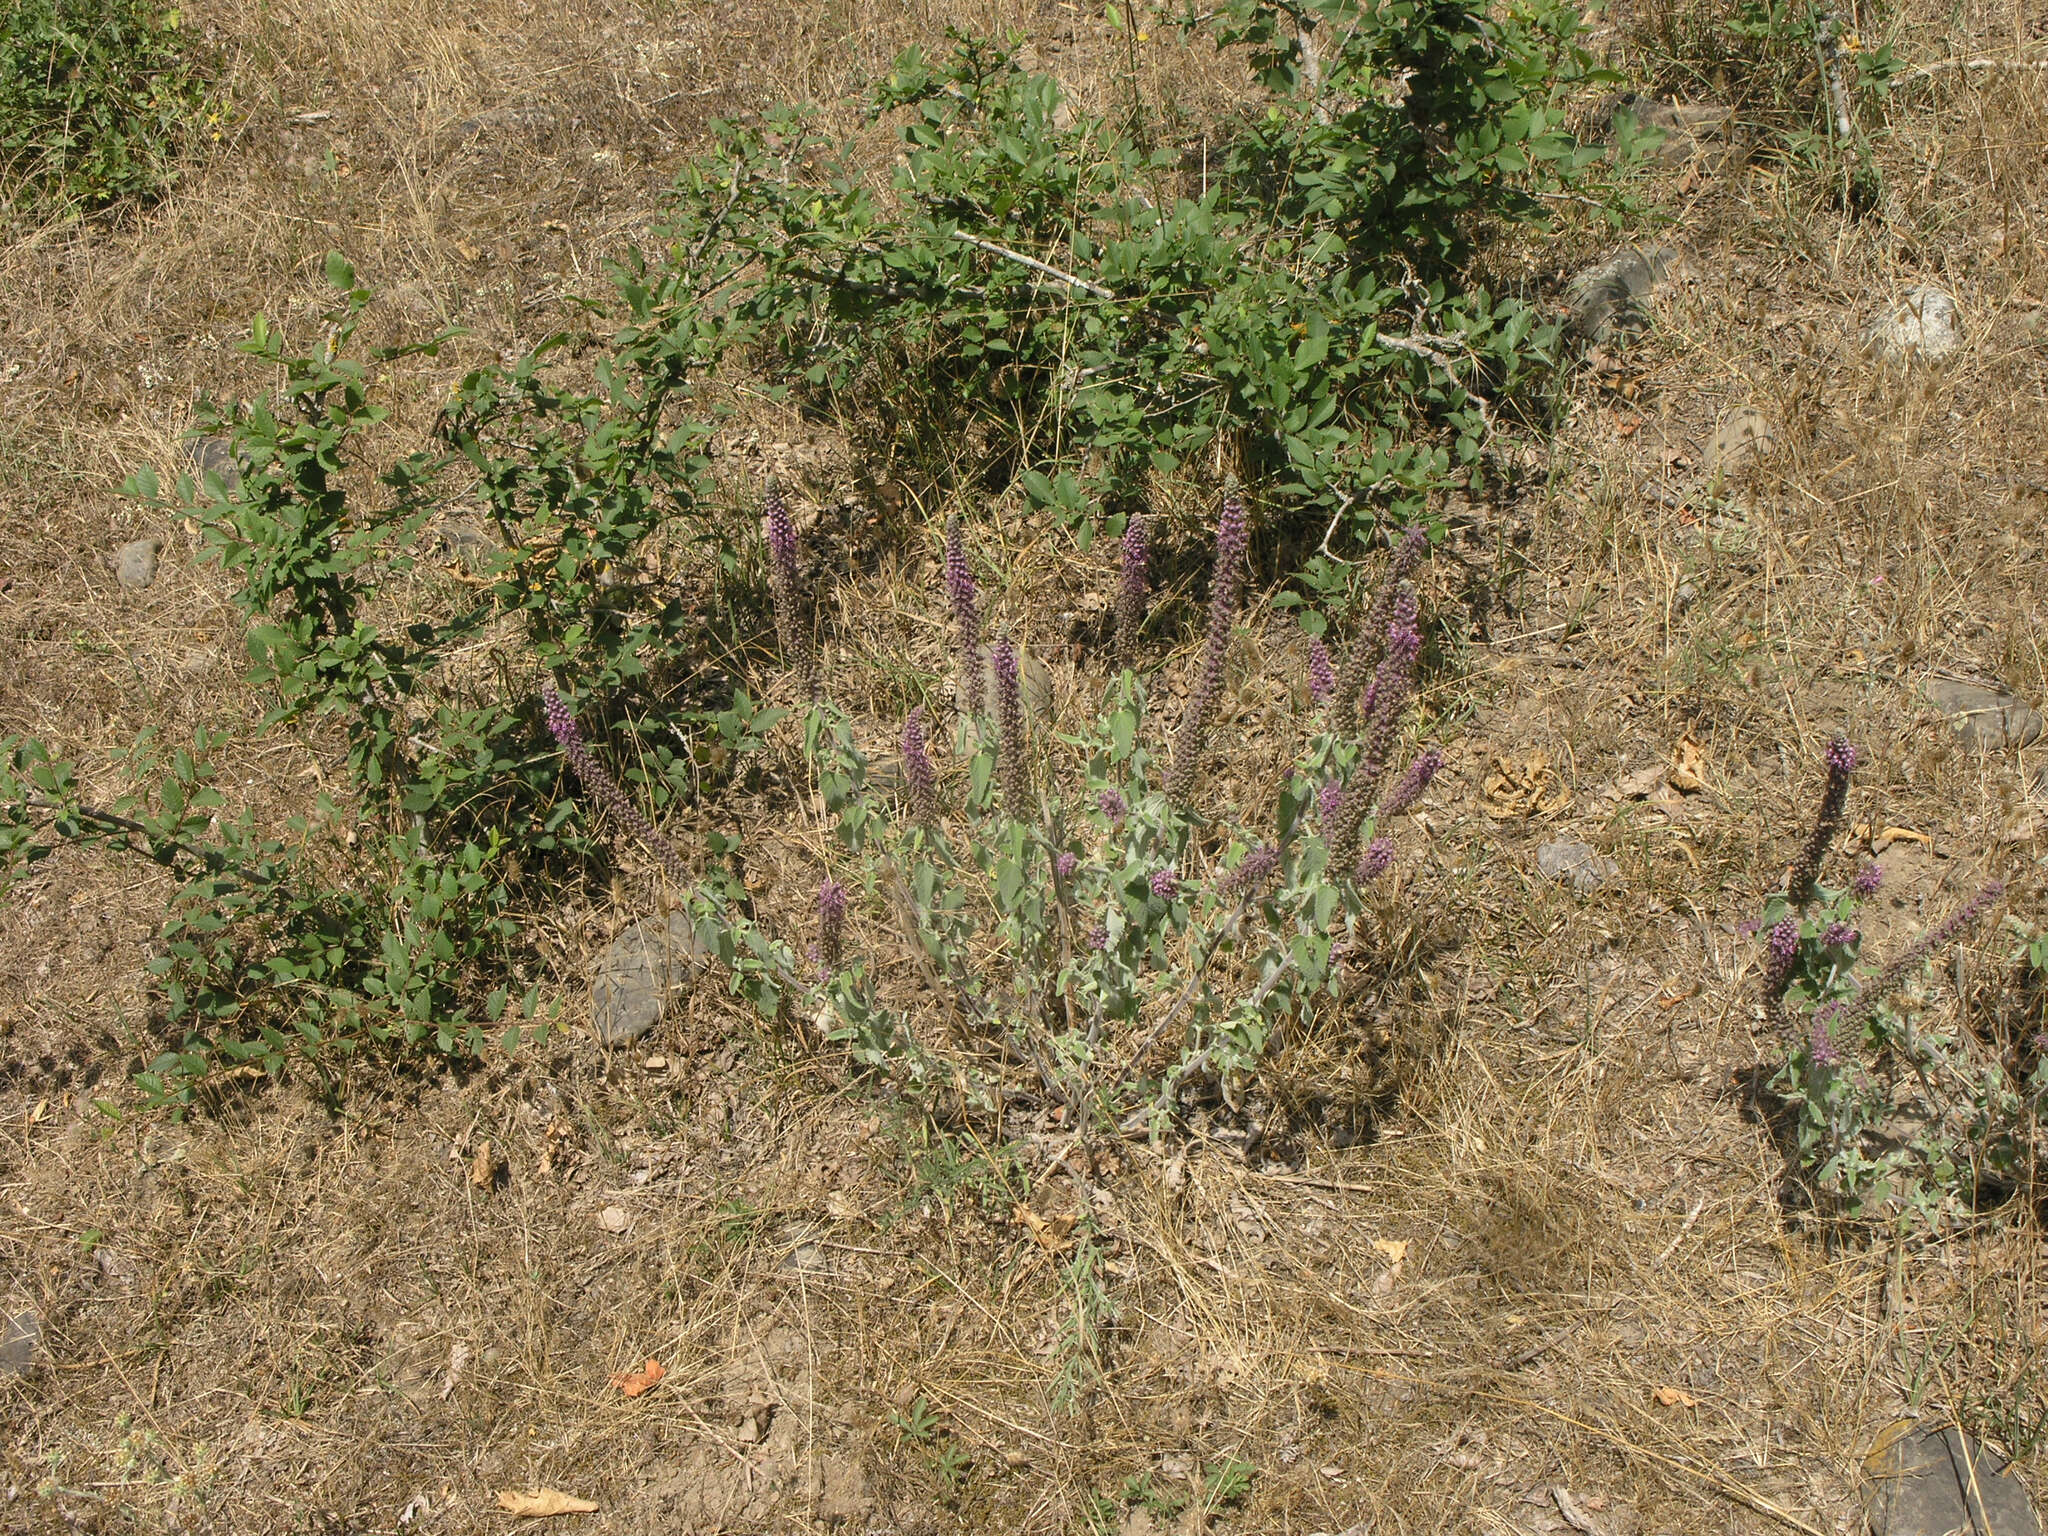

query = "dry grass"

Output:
[[4, 0, 2048, 1530]]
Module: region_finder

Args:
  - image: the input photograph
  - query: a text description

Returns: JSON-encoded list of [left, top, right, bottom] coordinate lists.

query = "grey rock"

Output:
[[589, 911, 710, 1046], [434, 516, 501, 571], [1926, 678, 2045, 751], [1537, 839, 1617, 895], [967, 644, 1054, 721], [1704, 406, 1776, 476], [1865, 286, 1962, 362], [1567, 245, 1675, 346], [0, 1310, 41, 1378], [115, 538, 161, 589], [1865, 1424, 2044, 1536], [1605, 93, 1732, 165], [185, 434, 242, 493]]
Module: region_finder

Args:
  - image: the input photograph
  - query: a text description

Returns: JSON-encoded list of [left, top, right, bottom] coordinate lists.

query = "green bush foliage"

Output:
[[0, 0, 207, 215]]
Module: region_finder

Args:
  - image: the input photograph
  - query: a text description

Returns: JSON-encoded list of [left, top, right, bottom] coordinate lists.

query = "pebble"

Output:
[[185, 434, 242, 493], [115, 538, 161, 589], [589, 911, 709, 1046], [1537, 839, 1618, 895], [0, 1310, 41, 1378], [1864, 285, 1962, 362], [1924, 678, 2044, 751], [1865, 1423, 2044, 1536], [597, 1205, 630, 1234], [1566, 245, 1676, 346], [1704, 406, 1775, 476]]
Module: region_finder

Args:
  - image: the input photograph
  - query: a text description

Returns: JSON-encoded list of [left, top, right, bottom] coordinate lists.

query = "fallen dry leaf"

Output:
[[1370, 1237, 1409, 1296], [597, 1205, 630, 1234], [1667, 734, 1709, 793], [496, 1488, 599, 1517], [1483, 752, 1572, 820], [1609, 763, 1666, 800], [469, 1140, 495, 1188], [610, 1357, 666, 1398], [1013, 1203, 1076, 1255], [1872, 825, 1930, 853], [1651, 1384, 1698, 1407]]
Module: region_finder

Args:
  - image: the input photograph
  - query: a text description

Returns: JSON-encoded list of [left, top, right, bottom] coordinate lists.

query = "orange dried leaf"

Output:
[[1651, 1385, 1698, 1408], [610, 1358, 666, 1398], [496, 1488, 599, 1517]]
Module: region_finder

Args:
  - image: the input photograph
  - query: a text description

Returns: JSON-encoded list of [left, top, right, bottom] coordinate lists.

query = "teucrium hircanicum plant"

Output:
[[1756, 739, 2027, 1225], [569, 489, 1446, 1135]]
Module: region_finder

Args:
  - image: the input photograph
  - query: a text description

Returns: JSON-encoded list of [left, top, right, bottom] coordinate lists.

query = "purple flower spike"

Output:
[[1379, 746, 1443, 819], [945, 515, 982, 715], [1149, 867, 1180, 900], [1308, 638, 1336, 705], [902, 706, 938, 827], [991, 633, 1029, 817], [1788, 736, 1857, 909], [1097, 787, 1128, 825], [1317, 780, 1344, 823], [818, 878, 849, 973], [1357, 837, 1395, 881], [1055, 850, 1079, 882], [763, 484, 812, 689], [1333, 526, 1429, 738], [1088, 923, 1110, 951], [1116, 511, 1148, 669], [1851, 862, 1883, 897], [541, 681, 689, 883], [1221, 843, 1281, 898], [1329, 586, 1423, 871], [1760, 914, 1801, 1031], [1768, 917, 1800, 965], [1820, 921, 1858, 948], [1807, 1008, 1843, 1067], [1167, 486, 1251, 804], [1825, 882, 2004, 1040]]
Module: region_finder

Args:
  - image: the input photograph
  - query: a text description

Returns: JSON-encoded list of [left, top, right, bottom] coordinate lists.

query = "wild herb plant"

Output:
[[557, 486, 1444, 1137], [1758, 740, 2026, 1224]]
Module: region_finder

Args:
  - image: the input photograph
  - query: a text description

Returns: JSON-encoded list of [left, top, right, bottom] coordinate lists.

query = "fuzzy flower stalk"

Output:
[[1817, 881, 2005, 1044], [763, 484, 811, 689], [1787, 737, 1856, 908], [991, 633, 1030, 818], [542, 681, 689, 883], [1116, 511, 1148, 670], [902, 706, 939, 828], [1307, 638, 1336, 705], [817, 879, 848, 973], [944, 515, 982, 716], [1328, 599, 1423, 873], [1167, 487, 1250, 805], [1332, 526, 1429, 737]]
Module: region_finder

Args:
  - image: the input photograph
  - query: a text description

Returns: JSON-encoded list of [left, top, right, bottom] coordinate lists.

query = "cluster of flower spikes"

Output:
[[1759, 735, 2003, 1066], [1324, 584, 1440, 881]]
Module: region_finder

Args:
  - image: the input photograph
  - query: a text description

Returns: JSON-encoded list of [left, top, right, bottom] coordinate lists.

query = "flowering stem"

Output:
[[1167, 486, 1249, 806]]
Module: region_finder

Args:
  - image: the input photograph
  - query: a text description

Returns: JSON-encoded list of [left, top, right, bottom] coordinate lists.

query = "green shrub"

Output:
[[0, 0, 207, 215], [664, 2, 1604, 538]]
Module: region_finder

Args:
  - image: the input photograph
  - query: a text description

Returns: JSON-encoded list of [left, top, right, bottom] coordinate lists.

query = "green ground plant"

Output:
[[1, 0, 208, 216], [1758, 740, 2030, 1226]]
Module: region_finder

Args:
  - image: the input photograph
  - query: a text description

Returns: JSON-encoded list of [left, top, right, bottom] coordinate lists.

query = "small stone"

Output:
[[0, 1310, 41, 1378], [1704, 406, 1775, 476], [642, 1054, 668, 1071], [115, 538, 161, 589], [1604, 92, 1732, 166], [589, 911, 709, 1045], [1864, 1423, 2044, 1536], [1567, 245, 1675, 346], [1537, 839, 1618, 895], [598, 1205, 630, 1234], [968, 644, 1055, 721], [1925, 678, 2045, 751], [185, 434, 242, 493], [1864, 286, 1962, 362]]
